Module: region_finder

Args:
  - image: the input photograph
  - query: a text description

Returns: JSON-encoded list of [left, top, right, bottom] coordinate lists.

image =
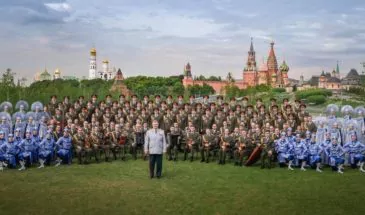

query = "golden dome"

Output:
[[54, 68, 61, 75], [90, 48, 97, 56], [102, 60, 109, 64]]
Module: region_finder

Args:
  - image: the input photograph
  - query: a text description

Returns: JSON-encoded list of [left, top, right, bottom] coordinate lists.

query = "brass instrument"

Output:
[[220, 136, 230, 151], [237, 137, 246, 152], [260, 137, 271, 149], [186, 132, 193, 148], [202, 135, 210, 148]]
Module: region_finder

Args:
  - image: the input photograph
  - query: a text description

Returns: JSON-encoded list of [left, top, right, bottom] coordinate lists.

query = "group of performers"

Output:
[[0, 94, 364, 174]]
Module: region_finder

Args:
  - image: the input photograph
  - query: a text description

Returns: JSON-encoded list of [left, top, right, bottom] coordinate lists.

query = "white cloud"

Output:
[[243, 13, 259, 18], [98, 9, 227, 38], [309, 22, 322, 29], [336, 19, 346, 25], [285, 21, 322, 29], [354, 7, 365, 11], [44, 3, 72, 12]]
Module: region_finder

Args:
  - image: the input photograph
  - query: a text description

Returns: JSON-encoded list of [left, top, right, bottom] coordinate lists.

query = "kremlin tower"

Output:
[[242, 38, 257, 87], [182, 62, 193, 87]]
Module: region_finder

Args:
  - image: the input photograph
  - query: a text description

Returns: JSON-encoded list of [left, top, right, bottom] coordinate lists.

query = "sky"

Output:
[[1, 0, 365, 82]]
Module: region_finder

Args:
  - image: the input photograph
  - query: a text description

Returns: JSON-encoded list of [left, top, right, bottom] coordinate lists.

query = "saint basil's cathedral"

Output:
[[182, 39, 290, 94]]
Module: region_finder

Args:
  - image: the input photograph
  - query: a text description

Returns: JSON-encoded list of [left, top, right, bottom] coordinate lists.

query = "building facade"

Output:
[[299, 62, 364, 92]]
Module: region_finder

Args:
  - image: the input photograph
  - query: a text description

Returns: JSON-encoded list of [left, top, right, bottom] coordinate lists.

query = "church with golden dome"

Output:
[[34, 68, 62, 82]]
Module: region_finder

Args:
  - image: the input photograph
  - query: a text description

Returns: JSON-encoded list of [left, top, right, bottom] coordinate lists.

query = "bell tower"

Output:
[[89, 47, 97, 79]]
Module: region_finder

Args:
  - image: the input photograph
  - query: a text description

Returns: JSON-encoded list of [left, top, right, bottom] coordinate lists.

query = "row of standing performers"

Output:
[[1, 125, 365, 174]]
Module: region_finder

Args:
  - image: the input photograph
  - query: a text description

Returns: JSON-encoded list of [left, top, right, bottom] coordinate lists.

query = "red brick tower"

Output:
[[182, 62, 193, 87], [267, 41, 278, 86], [243, 38, 258, 87]]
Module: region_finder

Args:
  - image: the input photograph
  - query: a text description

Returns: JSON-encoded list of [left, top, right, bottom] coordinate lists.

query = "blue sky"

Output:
[[1, 0, 365, 81]]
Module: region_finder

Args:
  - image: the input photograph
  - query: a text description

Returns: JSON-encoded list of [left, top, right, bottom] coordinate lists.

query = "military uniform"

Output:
[[183, 130, 201, 161], [201, 114, 213, 133], [214, 113, 225, 130], [101, 130, 112, 161], [234, 135, 252, 166], [162, 114, 174, 133], [218, 134, 235, 165], [227, 114, 237, 132], [200, 132, 216, 163], [73, 132, 92, 164], [89, 131, 102, 162], [132, 126, 146, 160], [167, 127, 181, 161], [110, 130, 122, 160], [260, 136, 275, 169], [188, 113, 201, 133]]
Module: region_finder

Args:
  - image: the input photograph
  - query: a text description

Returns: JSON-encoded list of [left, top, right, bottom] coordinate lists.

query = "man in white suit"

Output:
[[144, 120, 167, 179]]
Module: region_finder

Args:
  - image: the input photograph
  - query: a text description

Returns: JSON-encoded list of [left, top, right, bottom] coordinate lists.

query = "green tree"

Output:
[[224, 85, 240, 99], [187, 84, 215, 97], [1, 68, 16, 87]]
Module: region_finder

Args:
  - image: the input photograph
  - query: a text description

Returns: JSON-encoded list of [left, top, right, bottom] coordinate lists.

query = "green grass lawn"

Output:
[[1, 158, 365, 215]]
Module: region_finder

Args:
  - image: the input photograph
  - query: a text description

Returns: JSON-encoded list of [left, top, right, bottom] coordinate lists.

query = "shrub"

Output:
[[272, 88, 286, 93], [307, 95, 326, 105], [295, 89, 332, 100]]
